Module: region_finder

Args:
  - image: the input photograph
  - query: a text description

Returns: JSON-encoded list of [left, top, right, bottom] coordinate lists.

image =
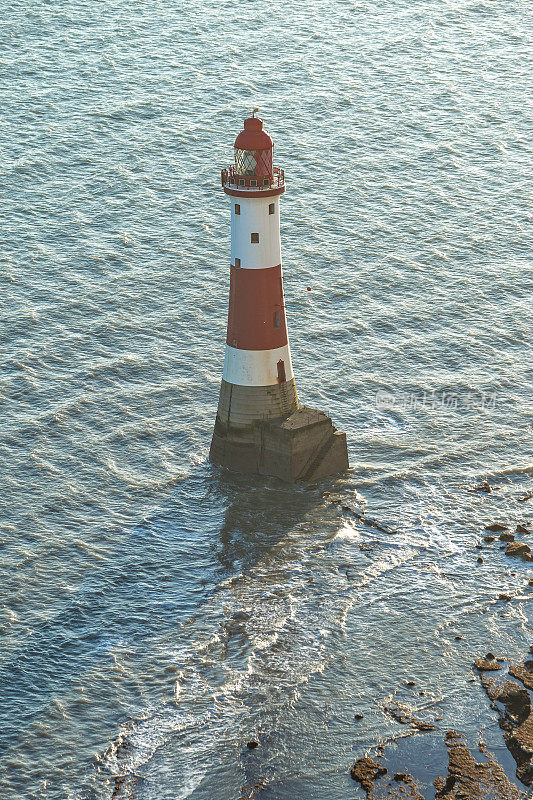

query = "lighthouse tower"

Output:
[[209, 113, 349, 482]]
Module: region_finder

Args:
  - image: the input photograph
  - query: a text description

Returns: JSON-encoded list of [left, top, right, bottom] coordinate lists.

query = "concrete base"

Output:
[[209, 406, 349, 483]]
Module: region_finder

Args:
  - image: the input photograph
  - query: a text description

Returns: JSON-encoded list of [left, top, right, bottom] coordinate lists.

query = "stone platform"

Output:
[[209, 406, 349, 482]]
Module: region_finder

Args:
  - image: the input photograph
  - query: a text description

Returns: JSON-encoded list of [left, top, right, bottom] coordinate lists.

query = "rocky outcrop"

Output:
[[350, 757, 387, 792], [505, 542, 533, 562], [480, 658, 533, 786], [351, 731, 521, 800], [475, 654, 502, 671], [433, 730, 522, 800]]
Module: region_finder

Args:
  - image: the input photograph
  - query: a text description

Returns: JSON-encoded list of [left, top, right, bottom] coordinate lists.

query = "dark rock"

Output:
[[517, 525, 531, 534], [476, 544, 484, 549], [455, 635, 463, 641], [394, 772, 409, 782], [477, 557, 484, 564], [354, 713, 364, 720], [480, 660, 533, 786], [506, 542, 533, 561], [246, 740, 259, 749], [484, 536, 496, 543], [518, 491, 533, 503], [486, 653, 496, 660], [406, 680, 416, 686], [500, 533, 515, 542], [509, 662, 533, 691], [499, 594, 512, 602], [485, 523, 509, 532], [498, 680, 531, 725], [528, 578, 533, 586]]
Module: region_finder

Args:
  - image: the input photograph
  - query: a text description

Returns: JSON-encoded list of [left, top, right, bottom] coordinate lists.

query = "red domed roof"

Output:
[[234, 116, 273, 151]]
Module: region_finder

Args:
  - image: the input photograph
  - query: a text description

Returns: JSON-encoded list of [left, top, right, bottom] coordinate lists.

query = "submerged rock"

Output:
[[384, 704, 435, 730], [485, 523, 509, 532], [469, 482, 494, 493], [517, 524, 531, 534], [518, 491, 533, 503]]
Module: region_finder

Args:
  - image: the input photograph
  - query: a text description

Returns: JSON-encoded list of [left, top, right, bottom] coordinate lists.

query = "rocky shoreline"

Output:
[[351, 653, 533, 800], [103, 484, 532, 800]]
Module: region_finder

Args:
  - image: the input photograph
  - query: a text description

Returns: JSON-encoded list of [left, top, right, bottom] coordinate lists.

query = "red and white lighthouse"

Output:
[[210, 113, 349, 482]]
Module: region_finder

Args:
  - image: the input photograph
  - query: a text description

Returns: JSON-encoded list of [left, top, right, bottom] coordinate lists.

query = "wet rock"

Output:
[[509, 662, 533, 692], [354, 713, 364, 720], [350, 757, 386, 791], [474, 656, 501, 671], [435, 730, 522, 800], [385, 704, 435, 730], [480, 658, 533, 785], [518, 491, 533, 503], [517, 524, 531, 534], [506, 542, 533, 561], [406, 680, 416, 686], [528, 578, 533, 586], [499, 594, 512, 601], [246, 740, 259, 749], [394, 772, 409, 782], [484, 535, 496, 542], [486, 652, 496, 660], [477, 557, 484, 564], [485, 523, 509, 532], [500, 533, 515, 542], [111, 776, 137, 800], [469, 482, 493, 493], [455, 635, 463, 641], [498, 681, 531, 726]]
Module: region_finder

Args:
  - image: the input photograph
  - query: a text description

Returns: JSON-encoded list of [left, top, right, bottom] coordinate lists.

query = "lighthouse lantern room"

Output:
[[209, 113, 349, 482]]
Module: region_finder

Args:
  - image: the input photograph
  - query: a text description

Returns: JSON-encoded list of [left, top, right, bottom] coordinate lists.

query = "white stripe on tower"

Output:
[[223, 344, 294, 386], [230, 195, 281, 269]]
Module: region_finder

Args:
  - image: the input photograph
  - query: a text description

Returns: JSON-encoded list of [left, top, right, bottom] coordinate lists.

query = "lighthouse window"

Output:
[[235, 148, 258, 176], [234, 257, 241, 267], [238, 179, 245, 186], [269, 203, 275, 215], [273, 310, 281, 329], [234, 204, 240, 215], [251, 233, 259, 243], [250, 179, 257, 187]]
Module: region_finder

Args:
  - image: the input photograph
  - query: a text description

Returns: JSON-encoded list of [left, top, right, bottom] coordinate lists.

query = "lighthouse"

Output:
[[209, 113, 349, 482]]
